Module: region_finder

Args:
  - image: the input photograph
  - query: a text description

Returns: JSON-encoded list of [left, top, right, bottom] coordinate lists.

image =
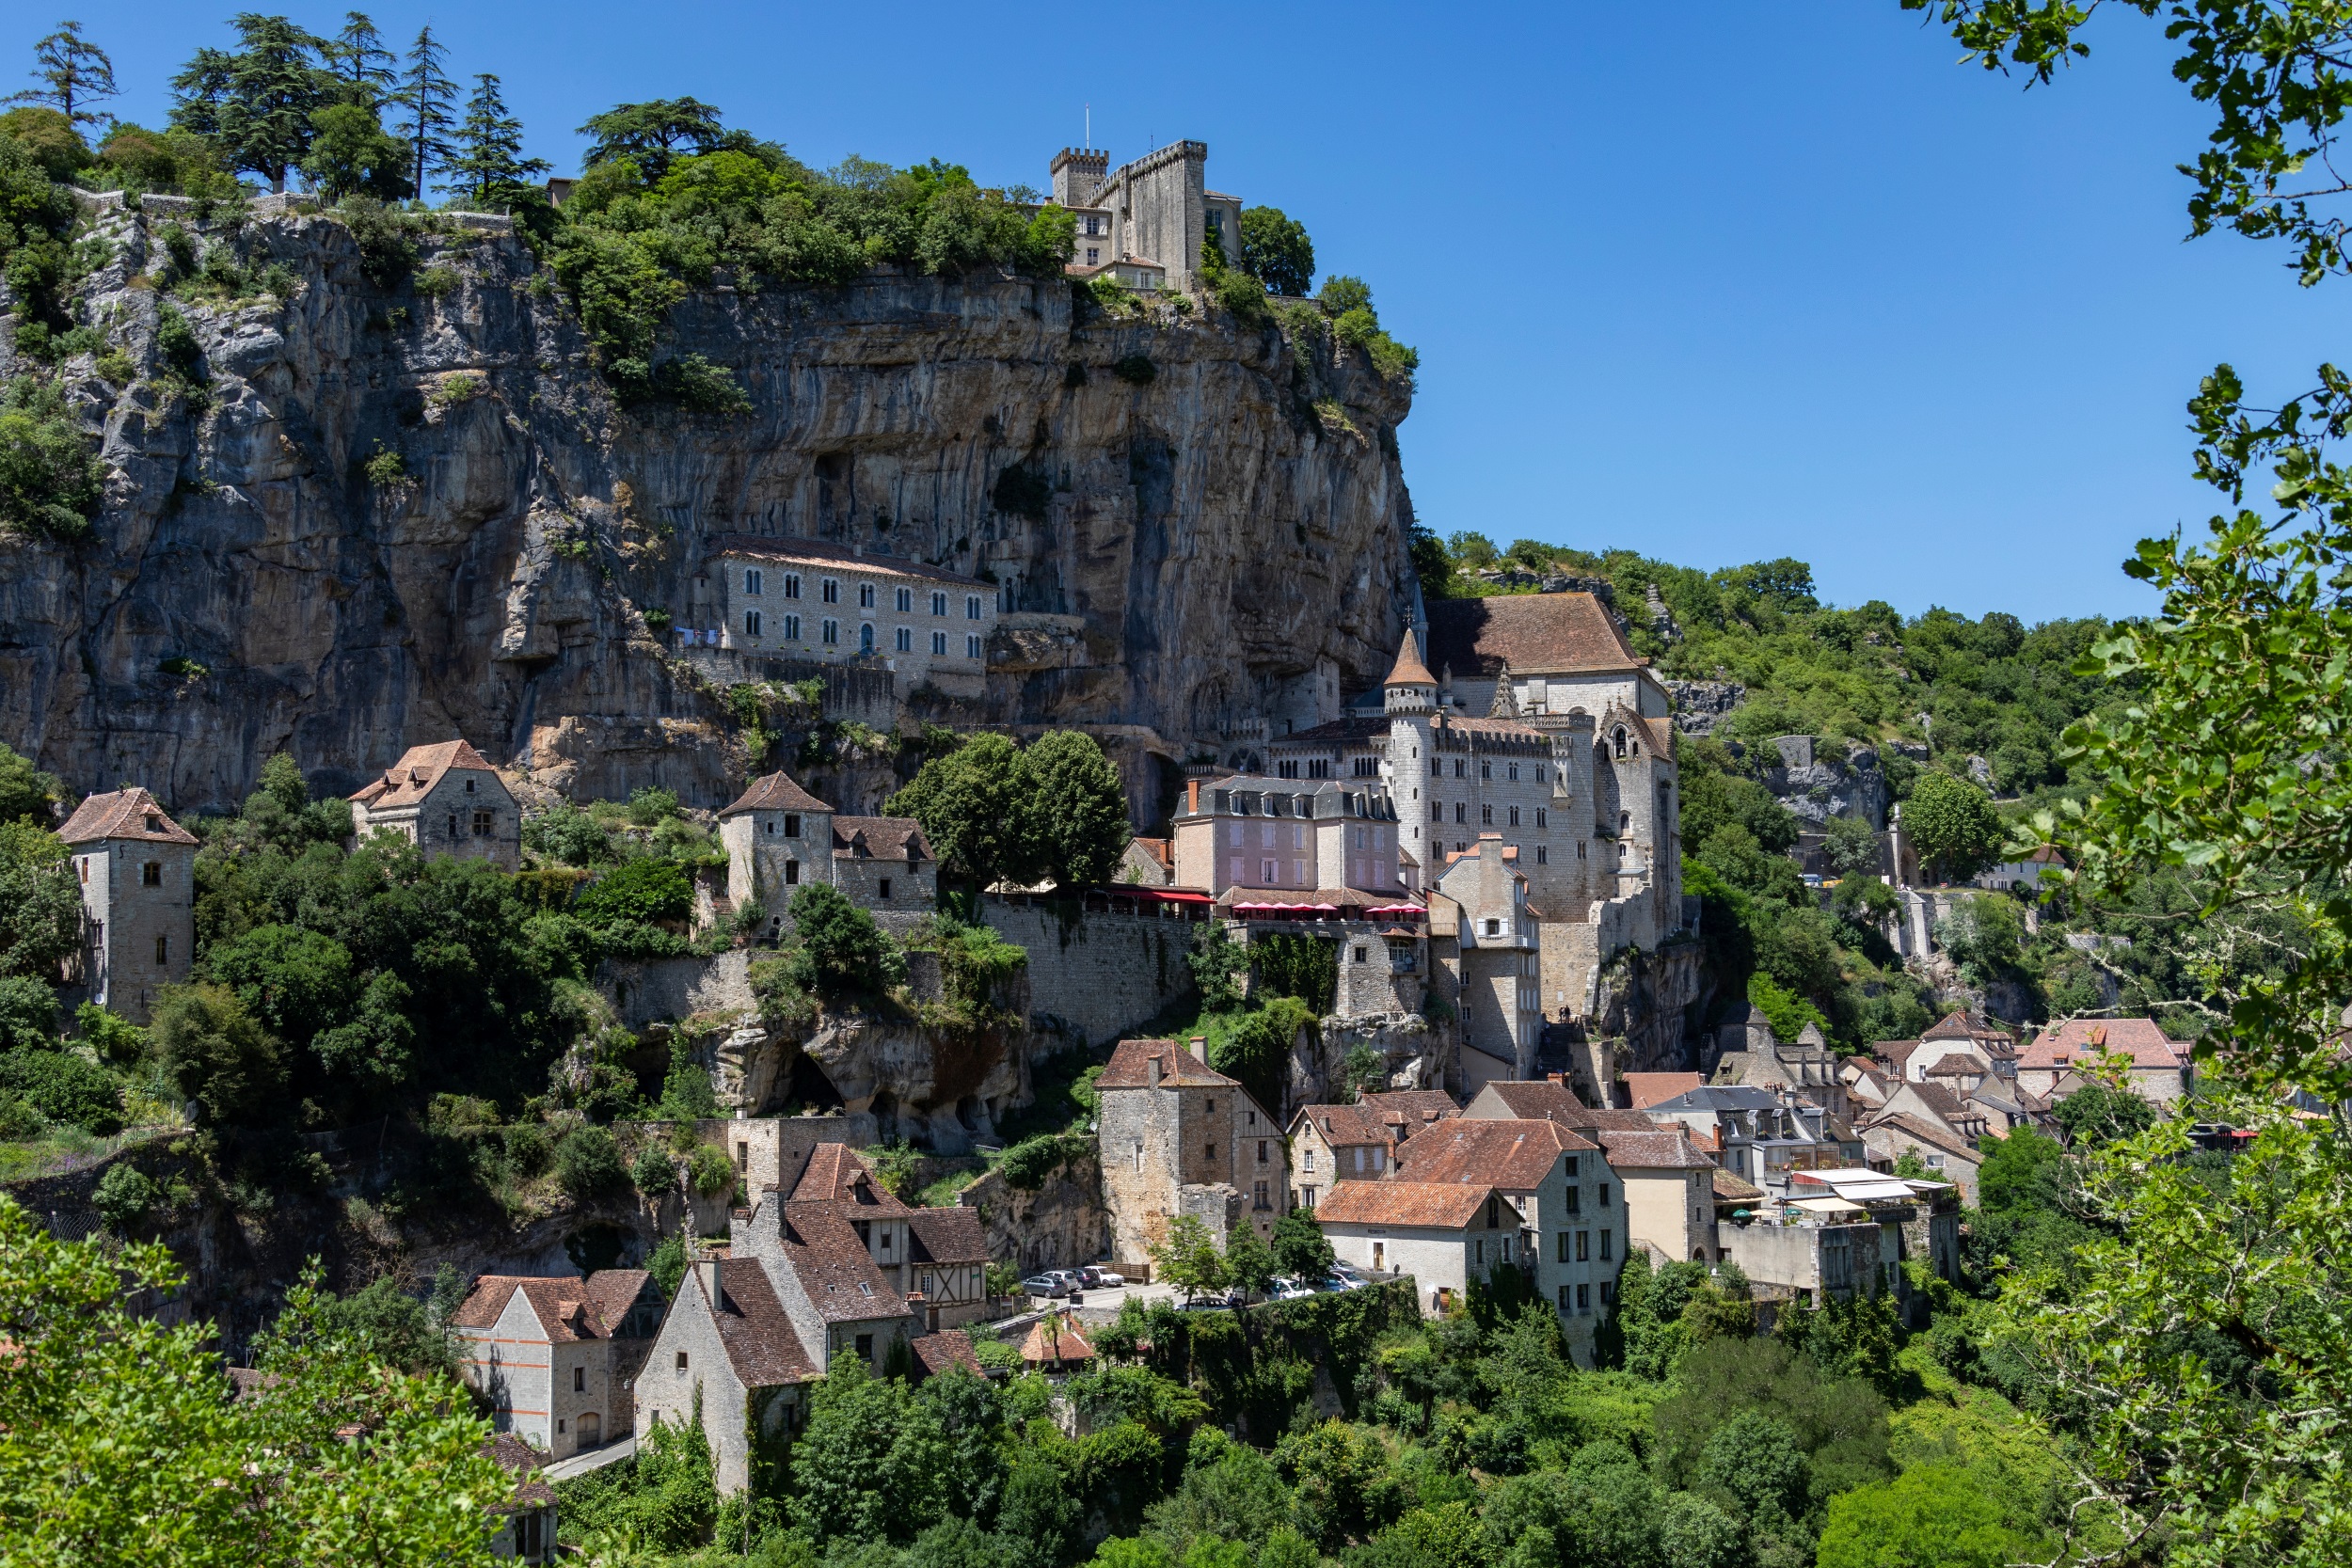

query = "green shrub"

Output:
[[781, 882, 903, 1000], [0, 975, 57, 1051], [155, 222, 199, 278], [997, 1131, 1084, 1190], [93, 1162, 163, 1232], [0, 377, 104, 542], [576, 858, 693, 925], [363, 443, 406, 487], [554, 1124, 628, 1200], [0, 1049, 123, 1134], [501, 1122, 551, 1178], [524, 803, 615, 866], [687, 1143, 737, 1197], [632, 1145, 677, 1193], [1112, 354, 1156, 385], [339, 198, 418, 289], [413, 265, 459, 298], [154, 305, 204, 383]]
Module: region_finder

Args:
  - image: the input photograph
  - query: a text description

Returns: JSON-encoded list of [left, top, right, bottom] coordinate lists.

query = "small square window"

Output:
[[676, 1352, 689, 1371], [878, 878, 892, 900]]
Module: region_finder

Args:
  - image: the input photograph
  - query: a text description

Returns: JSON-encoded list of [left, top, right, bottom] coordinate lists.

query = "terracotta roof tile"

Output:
[[1712, 1168, 1765, 1201], [1358, 1090, 1461, 1126], [707, 534, 992, 588], [1098, 1038, 1239, 1090], [452, 1275, 622, 1342], [583, 1270, 658, 1336], [1474, 1079, 1588, 1123], [1385, 629, 1438, 689], [1922, 1055, 1989, 1078], [789, 1145, 914, 1216], [1019, 1312, 1096, 1363], [483, 1433, 555, 1511], [1290, 1103, 1391, 1147], [57, 787, 199, 847], [778, 1208, 910, 1323], [1312, 1180, 1493, 1228], [1392, 1117, 1595, 1190], [832, 816, 932, 863], [1864, 1113, 1981, 1163], [2018, 1019, 2186, 1071], [1623, 1071, 1703, 1109], [347, 739, 500, 810], [1425, 593, 1643, 679], [719, 770, 833, 817]]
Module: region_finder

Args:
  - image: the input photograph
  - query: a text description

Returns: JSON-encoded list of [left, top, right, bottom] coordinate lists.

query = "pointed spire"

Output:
[[1385, 629, 1437, 689]]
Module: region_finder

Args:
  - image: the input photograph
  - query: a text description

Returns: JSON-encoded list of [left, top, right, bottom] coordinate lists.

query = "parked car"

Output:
[[1021, 1271, 1078, 1299], [1271, 1277, 1317, 1302], [1080, 1266, 1126, 1289]]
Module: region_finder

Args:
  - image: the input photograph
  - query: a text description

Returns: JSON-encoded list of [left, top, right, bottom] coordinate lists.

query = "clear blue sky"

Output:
[[11, 1, 2340, 623]]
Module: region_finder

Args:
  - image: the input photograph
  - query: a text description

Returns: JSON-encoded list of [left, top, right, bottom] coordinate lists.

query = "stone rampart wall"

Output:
[[981, 898, 1197, 1046]]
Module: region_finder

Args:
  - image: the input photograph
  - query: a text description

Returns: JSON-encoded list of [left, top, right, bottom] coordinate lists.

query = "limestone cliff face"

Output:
[[0, 203, 1418, 817]]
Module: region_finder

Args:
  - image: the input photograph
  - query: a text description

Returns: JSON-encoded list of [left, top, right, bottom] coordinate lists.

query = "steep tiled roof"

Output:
[[704, 1259, 819, 1388], [1872, 1040, 1922, 1075], [1923, 1055, 1989, 1078], [1924, 1010, 2014, 1045], [1385, 629, 1438, 689], [778, 1209, 910, 1322], [789, 1145, 914, 1217], [1474, 1079, 1588, 1123], [1623, 1071, 1703, 1109], [583, 1270, 657, 1336], [720, 770, 833, 817], [57, 786, 199, 847], [1426, 594, 1644, 678], [1393, 1117, 1595, 1190], [1903, 1082, 1978, 1126], [1127, 835, 1173, 870], [1358, 1089, 1461, 1127], [348, 739, 499, 809], [1019, 1312, 1096, 1363], [906, 1207, 988, 1266], [832, 816, 932, 863], [484, 1433, 555, 1511], [453, 1275, 620, 1342], [912, 1329, 981, 1379], [1098, 1038, 1238, 1090], [1595, 1130, 1716, 1170], [1572, 1108, 1667, 1132], [2019, 1019, 2186, 1071], [707, 533, 991, 588], [1292, 1103, 1391, 1148], [1312, 1180, 1493, 1228], [1268, 716, 1392, 746]]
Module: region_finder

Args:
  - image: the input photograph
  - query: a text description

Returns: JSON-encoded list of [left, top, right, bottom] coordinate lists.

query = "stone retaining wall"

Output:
[[981, 898, 1198, 1046]]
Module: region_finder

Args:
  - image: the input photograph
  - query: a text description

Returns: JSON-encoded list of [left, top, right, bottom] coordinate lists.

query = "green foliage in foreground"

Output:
[[0, 1196, 508, 1561]]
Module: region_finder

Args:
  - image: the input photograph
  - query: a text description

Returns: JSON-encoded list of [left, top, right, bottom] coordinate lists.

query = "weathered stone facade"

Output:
[[1096, 1038, 1286, 1273], [58, 787, 196, 1023], [983, 897, 1200, 1047]]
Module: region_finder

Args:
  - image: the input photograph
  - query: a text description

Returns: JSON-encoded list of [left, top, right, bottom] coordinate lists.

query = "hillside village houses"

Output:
[[1097, 1037, 1289, 1273], [453, 1271, 664, 1460], [347, 739, 522, 871], [716, 769, 939, 927]]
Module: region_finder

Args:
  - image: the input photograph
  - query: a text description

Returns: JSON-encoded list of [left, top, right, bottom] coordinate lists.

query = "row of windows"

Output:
[[741, 570, 986, 620], [1431, 802, 1548, 828], [739, 612, 980, 658], [1432, 757, 1549, 782]]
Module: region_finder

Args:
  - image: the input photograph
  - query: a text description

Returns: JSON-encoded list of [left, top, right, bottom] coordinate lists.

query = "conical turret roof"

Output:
[[1385, 629, 1438, 689]]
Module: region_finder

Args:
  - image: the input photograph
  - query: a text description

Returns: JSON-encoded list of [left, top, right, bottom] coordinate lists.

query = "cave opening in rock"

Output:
[[783, 1051, 846, 1114]]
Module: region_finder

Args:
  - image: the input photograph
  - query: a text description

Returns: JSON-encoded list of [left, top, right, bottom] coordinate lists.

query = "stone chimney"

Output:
[[699, 1257, 724, 1309], [1189, 1036, 1208, 1064], [1187, 778, 1200, 816], [1147, 1051, 1162, 1090]]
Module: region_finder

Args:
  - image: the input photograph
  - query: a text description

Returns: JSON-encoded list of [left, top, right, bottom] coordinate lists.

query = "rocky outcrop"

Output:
[[958, 1156, 1109, 1275], [1296, 1012, 1455, 1109], [3, 203, 1417, 822], [1755, 735, 1889, 830], [1665, 679, 1743, 735]]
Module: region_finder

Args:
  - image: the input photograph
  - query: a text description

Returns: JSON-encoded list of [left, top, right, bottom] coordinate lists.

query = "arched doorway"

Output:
[[576, 1412, 602, 1449]]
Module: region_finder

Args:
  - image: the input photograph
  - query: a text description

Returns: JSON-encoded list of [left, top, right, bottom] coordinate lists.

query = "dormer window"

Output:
[[144, 814, 162, 834]]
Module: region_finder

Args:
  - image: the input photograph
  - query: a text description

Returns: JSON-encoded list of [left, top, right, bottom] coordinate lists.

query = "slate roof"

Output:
[[1098, 1038, 1239, 1090], [1623, 1071, 1703, 1109], [832, 816, 932, 863], [2019, 1019, 2186, 1071], [704, 1259, 819, 1389], [912, 1329, 982, 1379], [906, 1207, 989, 1266], [1425, 593, 1644, 678], [57, 786, 199, 847], [1312, 1179, 1493, 1228], [348, 739, 500, 809], [1594, 1130, 1716, 1171], [1267, 716, 1393, 747], [1393, 1117, 1595, 1190], [453, 1275, 635, 1342], [1473, 1079, 1588, 1123], [719, 769, 833, 817], [707, 533, 992, 588]]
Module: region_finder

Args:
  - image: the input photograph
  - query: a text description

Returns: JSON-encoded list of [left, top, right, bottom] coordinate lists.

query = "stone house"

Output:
[[1714, 1017, 1849, 1118], [633, 1258, 816, 1496], [1587, 1128, 1722, 1265], [452, 1271, 662, 1460], [782, 1145, 992, 1330], [1118, 836, 1175, 886], [484, 1433, 558, 1563], [1096, 1037, 1287, 1274], [1431, 835, 1543, 1083], [348, 739, 520, 870], [1382, 1115, 1627, 1363], [1019, 1311, 1098, 1373], [2016, 1018, 2191, 1105], [716, 769, 935, 924], [1861, 1113, 1986, 1202], [1169, 775, 1406, 896], [694, 535, 998, 698], [1313, 1179, 1515, 1312], [1641, 1084, 1850, 1194], [1718, 1212, 1899, 1306], [58, 787, 197, 1023], [1286, 1103, 1399, 1212]]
